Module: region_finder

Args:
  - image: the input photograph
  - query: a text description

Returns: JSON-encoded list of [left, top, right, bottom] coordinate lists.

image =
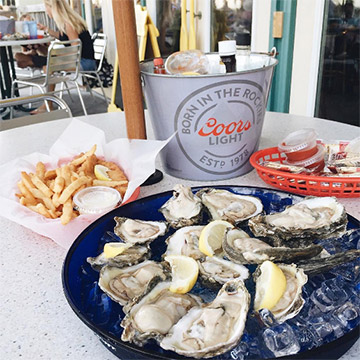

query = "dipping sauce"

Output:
[[73, 186, 122, 215], [283, 144, 326, 173], [278, 129, 318, 162]]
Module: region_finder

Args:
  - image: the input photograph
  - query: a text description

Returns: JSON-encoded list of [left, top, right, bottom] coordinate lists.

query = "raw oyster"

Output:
[[87, 243, 151, 270], [121, 281, 202, 346], [98, 261, 167, 308], [159, 184, 203, 228], [164, 225, 205, 260], [196, 188, 263, 225], [223, 228, 323, 264], [254, 263, 308, 323], [249, 197, 348, 247], [114, 217, 168, 245], [198, 256, 249, 287], [297, 249, 360, 275], [160, 279, 250, 358]]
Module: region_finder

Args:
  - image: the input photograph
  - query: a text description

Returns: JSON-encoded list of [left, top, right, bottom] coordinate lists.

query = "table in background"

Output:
[[0, 36, 54, 100], [0, 111, 359, 360]]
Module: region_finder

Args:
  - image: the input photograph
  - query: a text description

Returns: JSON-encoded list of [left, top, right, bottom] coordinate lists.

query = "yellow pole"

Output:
[[180, 0, 188, 51], [188, 0, 196, 49]]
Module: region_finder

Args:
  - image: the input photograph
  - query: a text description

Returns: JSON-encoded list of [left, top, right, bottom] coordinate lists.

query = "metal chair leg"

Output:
[[74, 81, 87, 115], [95, 73, 109, 105], [63, 82, 74, 102], [83, 76, 94, 99]]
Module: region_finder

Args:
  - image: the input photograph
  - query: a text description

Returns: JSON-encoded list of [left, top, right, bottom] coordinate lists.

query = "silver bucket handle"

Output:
[[270, 47, 277, 57]]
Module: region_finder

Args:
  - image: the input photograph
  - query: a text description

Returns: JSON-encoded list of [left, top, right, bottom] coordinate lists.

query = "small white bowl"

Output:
[[73, 186, 122, 215]]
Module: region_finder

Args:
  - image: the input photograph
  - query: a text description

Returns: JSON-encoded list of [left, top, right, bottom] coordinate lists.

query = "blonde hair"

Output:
[[44, 0, 87, 34]]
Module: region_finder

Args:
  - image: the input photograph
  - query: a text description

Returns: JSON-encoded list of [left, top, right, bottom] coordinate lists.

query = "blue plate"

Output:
[[62, 186, 360, 360]]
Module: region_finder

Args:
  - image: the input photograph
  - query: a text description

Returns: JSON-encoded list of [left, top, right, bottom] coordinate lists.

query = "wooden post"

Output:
[[112, 0, 147, 139]]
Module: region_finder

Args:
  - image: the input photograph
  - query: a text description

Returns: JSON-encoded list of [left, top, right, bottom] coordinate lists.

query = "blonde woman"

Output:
[[32, 0, 95, 113], [38, 0, 96, 71]]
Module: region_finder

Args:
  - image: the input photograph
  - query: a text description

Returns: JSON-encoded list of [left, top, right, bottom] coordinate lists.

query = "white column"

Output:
[[84, 0, 94, 35]]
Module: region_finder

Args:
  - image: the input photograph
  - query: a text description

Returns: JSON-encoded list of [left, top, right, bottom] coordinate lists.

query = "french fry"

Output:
[[27, 203, 52, 218], [93, 179, 128, 187], [52, 192, 61, 208], [21, 171, 36, 191], [60, 199, 73, 225], [70, 145, 97, 166], [61, 165, 72, 186], [58, 176, 89, 205], [53, 176, 65, 194], [20, 196, 37, 207], [29, 188, 56, 212], [36, 162, 46, 180], [30, 173, 54, 198], [44, 169, 57, 181], [17, 181, 37, 203]]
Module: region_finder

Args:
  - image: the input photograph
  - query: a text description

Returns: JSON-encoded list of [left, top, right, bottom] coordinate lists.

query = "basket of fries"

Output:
[[0, 119, 170, 249]]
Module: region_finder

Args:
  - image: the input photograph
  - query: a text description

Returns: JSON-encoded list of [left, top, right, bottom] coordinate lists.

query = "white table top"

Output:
[[0, 35, 53, 47], [0, 111, 359, 360]]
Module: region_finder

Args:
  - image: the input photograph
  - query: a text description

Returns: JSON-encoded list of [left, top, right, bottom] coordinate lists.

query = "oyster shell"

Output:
[[198, 256, 249, 287], [196, 188, 263, 225], [254, 263, 308, 323], [114, 217, 168, 245], [297, 249, 360, 275], [159, 184, 203, 228], [160, 279, 250, 358], [121, 281, 202, 346], [249, 197, 348, 247], [98, 261, 167, 308], [87, 243, 151, 270], [223, 228, 323, 265], [164, 225, 205, 260]]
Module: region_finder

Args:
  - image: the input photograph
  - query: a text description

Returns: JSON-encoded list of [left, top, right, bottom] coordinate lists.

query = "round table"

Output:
[[0, 36, 53, 102], [0, 111, 358, 360]]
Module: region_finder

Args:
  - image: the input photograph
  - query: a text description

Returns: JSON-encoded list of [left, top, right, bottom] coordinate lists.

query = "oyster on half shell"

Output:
[[164, 225, 205, 260], [223, 228, 323, 265], [114, 217, 168, 245], [196, 188, 263, 225], [98, 261, 167, 309], [160, 279, 250, 358], [254, 263, 308, 323], [198, 256, 249, 287], [159, 184, 203, 228], [87, 243, 151, 270], [248, 197, 347, 247], [121, 281, 202, 346]]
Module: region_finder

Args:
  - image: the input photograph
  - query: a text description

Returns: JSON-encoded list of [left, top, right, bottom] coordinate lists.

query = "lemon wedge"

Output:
[[165, 255, 199, 294], [104, 242, 131, 258], [198, 220, 234, 256], [94, 164, 111, 181], [254, 260, 287, 311]]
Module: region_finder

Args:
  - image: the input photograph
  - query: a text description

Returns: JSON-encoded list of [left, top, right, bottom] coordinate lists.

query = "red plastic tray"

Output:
[[250, 147, 360, 198]]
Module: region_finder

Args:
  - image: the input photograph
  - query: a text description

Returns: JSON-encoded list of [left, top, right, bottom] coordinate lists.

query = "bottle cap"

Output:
[[218, 40, 236, 56], [153, 57, 164, 66]]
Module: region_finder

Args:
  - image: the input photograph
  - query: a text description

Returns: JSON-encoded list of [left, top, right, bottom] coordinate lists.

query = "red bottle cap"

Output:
[[153, 58, 164, 66]]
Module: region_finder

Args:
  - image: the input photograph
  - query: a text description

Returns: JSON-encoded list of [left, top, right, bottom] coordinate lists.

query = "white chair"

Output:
[[11, 39, 87, 117], [80, 33, 109, 105]]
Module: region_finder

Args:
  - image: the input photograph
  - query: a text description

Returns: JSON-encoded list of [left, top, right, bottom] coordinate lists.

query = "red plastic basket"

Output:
[[250, 147, 360, 198]]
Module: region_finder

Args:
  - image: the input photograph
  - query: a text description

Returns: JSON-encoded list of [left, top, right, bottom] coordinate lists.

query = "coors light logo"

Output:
[[175, 80, 266, 175]]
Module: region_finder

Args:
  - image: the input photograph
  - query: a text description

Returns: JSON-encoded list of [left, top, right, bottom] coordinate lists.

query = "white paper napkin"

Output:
[[0, 118, 171, 249]]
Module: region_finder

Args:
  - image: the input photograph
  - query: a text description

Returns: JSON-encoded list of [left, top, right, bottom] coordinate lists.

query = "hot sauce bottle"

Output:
[[153, 57, 166, 74]]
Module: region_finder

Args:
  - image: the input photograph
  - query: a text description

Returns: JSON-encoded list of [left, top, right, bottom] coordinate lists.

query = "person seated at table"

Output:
[[14, 14, 49, 70], [32, 0, 96, 114]]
